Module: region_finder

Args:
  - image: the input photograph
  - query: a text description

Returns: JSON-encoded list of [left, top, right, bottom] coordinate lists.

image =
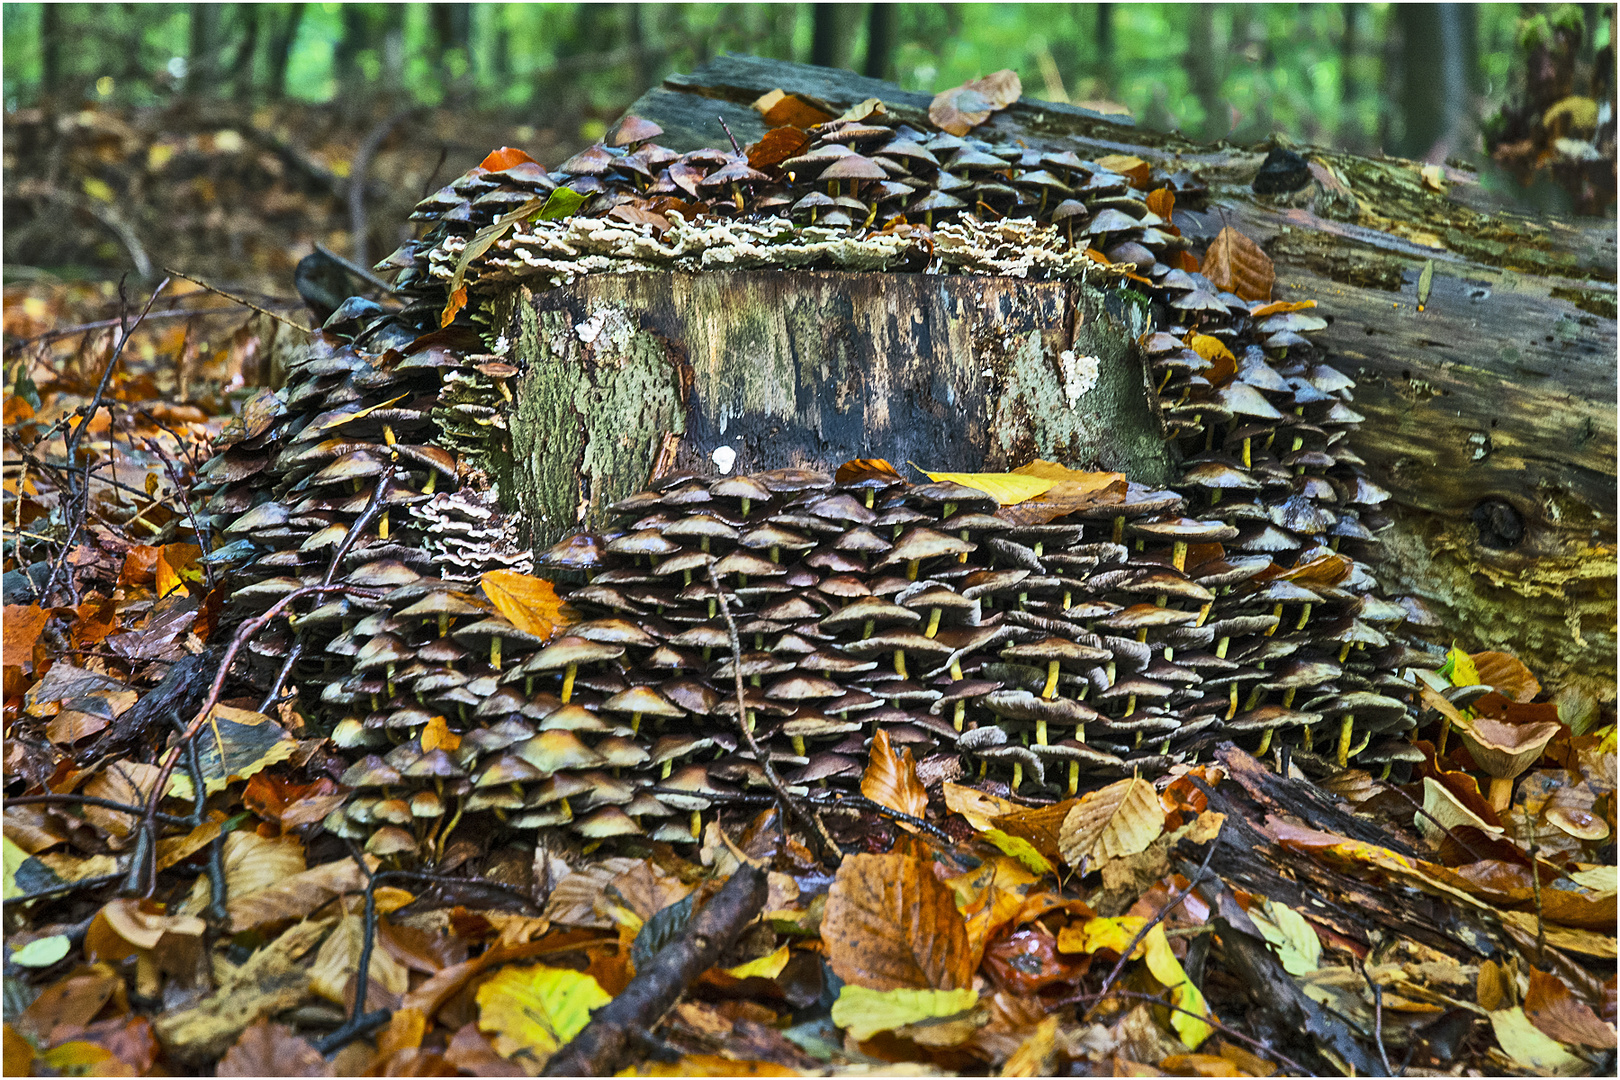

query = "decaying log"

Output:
[[491, 271, 1169, 544], [620, 54, 1617, 701], [541, 864, 768, 1076]]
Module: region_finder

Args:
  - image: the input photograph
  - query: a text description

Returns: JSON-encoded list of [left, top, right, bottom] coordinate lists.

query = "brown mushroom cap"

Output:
[[820, 596, 922, 632], [1001, 637, 1113, 667], [1455, 718, 1560, 783], [522, 636, 626, 671], [601, 685, 684, 718], [513, 730, 608, 772], [982, 689, 1101, 725]]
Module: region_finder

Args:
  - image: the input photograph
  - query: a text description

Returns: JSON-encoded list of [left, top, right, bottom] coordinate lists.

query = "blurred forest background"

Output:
[[1, 3, 1614, 296]]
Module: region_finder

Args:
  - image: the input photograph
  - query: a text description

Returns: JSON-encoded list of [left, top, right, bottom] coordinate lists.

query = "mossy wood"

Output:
[[618, 54, 1617, 700], [494, 271, 1168, 544]]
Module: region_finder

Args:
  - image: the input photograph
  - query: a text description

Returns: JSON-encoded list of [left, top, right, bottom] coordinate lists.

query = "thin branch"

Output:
[[1064, 987, 1315, 1077], [344, 104, 419, 271], [1094, 824, 1223, 1004], [705, 562, 842, 866], [3, 304, 298, 356], [5, 793, 192, 826], [163, 267, 314, 334], [314, 243, 398, 295], [1357, 957, 1394, 1077]]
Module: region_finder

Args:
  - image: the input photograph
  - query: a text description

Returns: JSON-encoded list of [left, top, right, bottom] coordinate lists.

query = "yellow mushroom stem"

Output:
[[437, 613, 450, 637], [690, 810, 702, 839], [769, 545, 780, 563], [1215, 636, 1231, 660], [1136, 628, 1149, 644], [1068, 761, 1080, 796], [1225, 684, 1240, 719], [1256, 726, 1274, 756], [1042, 661, 1061, 699], [863, 619, 875, 639], [740, 497, 752, 517], [1245, 684, 1266, 710], [1172, 540, 1188, 573], [1011, 762, 1023, 792], [1112, 515, 1125, 544], [953, 701, 966, 731], [792, 735, 806, 756], [907, 559, 920, 581], [385, 663, 396, 699], [1302, 725, 1314, 751], [894, 650, 907, 680], [1338, 642, 1352, 663], [1036, 720, 1048, 746], [490, 636, 502, 671], [1210, 489, 1222, 506], [1379, 761, 1393, 781], [561, 663, 578, 703], [1266, 603, 1283, 636], [1242, 438, 1252, 468], [1336, 714, 1355, 767], [630, 712, 642, 735], [864, 489, 875, 509], [423, 470, 437, 494], [1281, 687, 1297, 709], [925, 608, 942, 638], [745, 710, 756, 733], [1295, 603, 1313, 630], [379, 511, 390, 540], [661, 760, 673, 779]]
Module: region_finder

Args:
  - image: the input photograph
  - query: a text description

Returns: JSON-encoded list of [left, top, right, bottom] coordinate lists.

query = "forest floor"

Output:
[[2, 101, 1617, 1078]]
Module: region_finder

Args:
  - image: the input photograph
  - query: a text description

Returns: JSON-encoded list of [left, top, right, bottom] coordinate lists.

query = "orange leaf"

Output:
[[860, 729, 928, 823], [1186, 333, 1236, 387], [1095, 154, 1151, 188], [1082, 247, 1112, 264], [822, 853, 974, 991], [71, 595, 119, 650], [747, 126, 811, 169], [1175, 249, 1201, 273], [1248, 299, 1317, 318], [421, 714, 462, 754], [440, 285, 468, 329], [242, 773, 351, 829], [1469, 651, 1542, 704], [1525, 968, 1617, 1048], [751, 89, 834, 129], [834, 458, 904, 486], [478, 147, 536, 172], [156, 542, 201, 599], [118, 545, 162, 588], [479, 570, 575, 642], [3, 605, 48, 670], [1201, 226, 1275, 302], [990, 800, 1076, 864], [1145, 187, 1175, 219]]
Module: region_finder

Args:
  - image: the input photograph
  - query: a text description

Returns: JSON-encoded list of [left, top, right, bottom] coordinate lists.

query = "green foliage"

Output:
[[0, 3, 1543, 158]]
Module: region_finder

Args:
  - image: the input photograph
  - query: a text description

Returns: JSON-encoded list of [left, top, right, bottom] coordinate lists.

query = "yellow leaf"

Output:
[[623, 1054, 799, 1076], [1056, 916, 1147, 957], [81, 177, 115, 203], [829, 985, 979, 1042], [1143, 924, 1213, 1049], [420, 714, 461, 753], [477, 964, 611, 1062], [1058, 777, 1165, 873], [480, 569, 575, 641], [921, 470, 1055, 505], [1489, 1006, 1585, 1073], [3, 837, 29, 900], [1420, 164, 1448, 193], [942, 782, 1021, 831], [723, 944, 790, 981], [1445, 646, 1480, 687], [166, 705, 296, 799], [1001, 1015, 1059, 1076], [979, 829, 1054, 876], [1247, 900, 1321, 976]]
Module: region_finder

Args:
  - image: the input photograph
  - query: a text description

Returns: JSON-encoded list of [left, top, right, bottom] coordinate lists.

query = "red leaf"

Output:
[[479, 147, 536, 172]]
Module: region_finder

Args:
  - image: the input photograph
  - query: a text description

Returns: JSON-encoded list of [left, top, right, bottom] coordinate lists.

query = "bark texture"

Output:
[[614, 54, 1616, 700]]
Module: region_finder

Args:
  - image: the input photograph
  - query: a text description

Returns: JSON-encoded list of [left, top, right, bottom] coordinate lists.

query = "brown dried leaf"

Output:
[[181, 830, 306, 917], [16, 964, 121, 1043], [1201, 226, 1275, 302], [221, 853, 374, 932], [1470, 651, 1542, 703], [242, 773, 350, 829], [1526, 967, 1619, 1048], [1145, 187, 1176, 220], [3, 605, 47, 671], [217, 1019, 332, 1077], [444, 1022, 525, 1077], [834, 458, 904, 486], [82, 762, 164, 838], [1095, 154, 1152, 188], [751, 88, 834, 129], [990, 800, 1077, 864], [1001, 462, 1128, 525], [822, 853, 973, 991], [310, 908, 410, 1012], [747, 126, 811, 169], [861, 729, 928, 823], [929, 70, 1021, 136], [1058, 777, 1166, 872]]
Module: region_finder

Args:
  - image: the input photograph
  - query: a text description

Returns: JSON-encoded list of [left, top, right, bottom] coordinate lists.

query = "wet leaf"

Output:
[[978, 829, 1054, 876], [751, 89, 834, 129], [155, 542, 202, 599], [920, 470, 1054, 505], [1247, 899, 1321, 975], [1248, 299, 1318, 318], [1490, 1005, 1584, 1072], [1056, 916, 1146, 957], [829, 985, 979, 1042], [746, 126, 811, 169], [1186, 332, 1237, 386], [835, 458, 905, 486], [167, 705, 297, 800], [476, 964, 610, 1062], [1143, 923, 1213, 1049], [1440, 646, 1479, 687], [860, 728, 928, 823], [420, 713, 462, 753], [17, 963, 121, 1043], [242, 773, 350, 829], [480, 569, 575, 641], [441, 285, 468, 328], [1200, 226, 1274, 302], [722, 944, 791, 980], [987, 799, 1075, 863], [1000, 463, 1128, 525], [1058, 777, 1165, 873], [1525, 967, 1618, 1048], [1418, 776, 1504, 843], [217, 1018, 333, 1077], [822, 853, 973, 991], [11, 934, 70, 968], [310, 905, 410, 1012], [480, 147, 537, 172], [3, 605, 47, 671], [217, 852, 374, 932]]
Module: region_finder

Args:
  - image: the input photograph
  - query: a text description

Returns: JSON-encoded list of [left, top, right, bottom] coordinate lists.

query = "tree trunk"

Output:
[[489, 273, 1170, 545], [810, 4, 843, 70], [268, 4, 305, 101], [40, 4, 63, 98], [618, 54, 1617, 700], [863, 3, 893, 81]]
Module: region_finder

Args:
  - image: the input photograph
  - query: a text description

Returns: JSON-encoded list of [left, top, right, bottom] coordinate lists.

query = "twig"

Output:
[[7, 873, 124, 905], [717, 115, 743, 155], [144, 438, 215, 589], [1529, 839, 1545, 966], [314, 243, 398, 295], [345, 104, 418, 270], [643, 785, 954, 846], [704, 562, 841, 866], [2, 305, 297, 356], [1061, 987, 1315, 1077], [542, 864, 768, 1076], [1357, 957, 1394, 1077], [1094, 824, 1223, 1004], [164, 267, 313, 334], [1383, 783, 1495, 865], [4, 793, 191, 826]]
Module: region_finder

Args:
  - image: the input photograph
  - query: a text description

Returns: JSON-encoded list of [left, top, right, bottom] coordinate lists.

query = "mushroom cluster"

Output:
[[378, 112, 1206, 309]]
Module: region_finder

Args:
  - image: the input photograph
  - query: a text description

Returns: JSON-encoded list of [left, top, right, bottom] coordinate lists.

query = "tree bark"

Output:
[[267, 4, 305, 101], [492, 273, 1170, 546], [611, 54, 1615, 700]]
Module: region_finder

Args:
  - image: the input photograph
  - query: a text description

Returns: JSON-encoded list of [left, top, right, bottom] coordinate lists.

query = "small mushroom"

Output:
[[1455, 718, 1560, 812]]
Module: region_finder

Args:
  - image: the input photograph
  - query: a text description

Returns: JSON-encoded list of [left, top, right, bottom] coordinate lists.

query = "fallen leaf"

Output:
[[1142, 923, 1213, 1049], [1095, 154, 1151, 187], [921, 470, 1055, 505], [822, 853, 973, 991], [480, 147, 537, 172], [978, 829, 1054, 876], [310, 905, 410, 1012], [219, 853, 375, 932], [1000, 1014, 1060, 1076], [746, 126, 811, 169], [834, 458, 905, 487], [1058, 777, 1165, 873], [3, 605, 47, 671], [861, 729, 928, 822], [155, 542, 202, 599], [751, 89, 834, 129], [1248, 299, 1318, 318], [722, 944, 791, 981], [830, 985, 979, 1042], [987, 798, 1075, 863], [1420, 163, 1448, 192], [943, 782, 1021, 830], [1247, 899, 1321, 975], [242, 773, 350, 829], [1470, 651, 1541, 703], [445, 1022, 526, 1077], [217, 1019, 333, 1077], [1056, 916, 1147, 957], [1490, 1005, 1585, 1073], [1186, 333, 1237, 386], [167, 705, 298, 800], [17, 963, 121, 1043], [476, 964, 610, 1063], [11, 934, 70, 968], [1000, 463, 1128, 525], [1525, 967, 1617, 1048], [181, 830, 305, 916], [1442, 646, 1480, 687], [1200, 226, 1274, 302], [930, 71, 1021, 136], [480, 569, 575, 641], [1145, 187, 1175, 220]]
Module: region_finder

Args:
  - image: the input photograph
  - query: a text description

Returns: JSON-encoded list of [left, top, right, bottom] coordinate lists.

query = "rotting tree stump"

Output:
[[608, 54, 1616, 704], [487, 272, 1169, 545]]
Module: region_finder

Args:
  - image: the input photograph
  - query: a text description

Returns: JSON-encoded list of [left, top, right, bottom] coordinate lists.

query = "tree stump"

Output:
[[488, 272, 1170, 546], [613, 54, 1616, 702]]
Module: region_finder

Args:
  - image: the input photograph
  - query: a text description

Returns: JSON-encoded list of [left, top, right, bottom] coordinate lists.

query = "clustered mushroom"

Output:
[[201, 108, 1435, 858]]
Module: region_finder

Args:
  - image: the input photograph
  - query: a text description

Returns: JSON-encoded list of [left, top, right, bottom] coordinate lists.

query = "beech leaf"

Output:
[[1247, 899, 1322, 975], [1142, 924, 1213, 1049], [920, 470, 1055, 505], [1058, 777, 1166, 872], [751, 89, 835, 129], [480, 570, 575, 641], [860, 728, 928, 823], [1490, 1006, 1585, 1073], [822, 853, 973, 991], [217, 1020, 332, 1078], [830, 985, 979, 1042], [929, 70, 1021, 135], [476, 964, 610, 1062], [1524, 967, 1618, 1048], [1470, 650, 1542, 703], [1200, 226, 1275, 302]]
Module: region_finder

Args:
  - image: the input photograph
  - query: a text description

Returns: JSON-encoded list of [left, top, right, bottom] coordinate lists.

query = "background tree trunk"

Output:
[[619, 55, 1616, 700], [267, 3, 305, 101]]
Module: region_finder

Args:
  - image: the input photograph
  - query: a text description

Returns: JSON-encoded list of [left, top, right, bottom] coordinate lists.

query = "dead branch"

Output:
[[1093, 822, 1222, 1005], [163, 267, 313, 334], [345, 105, 418, 271], [541, 864, 769, 1076]]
